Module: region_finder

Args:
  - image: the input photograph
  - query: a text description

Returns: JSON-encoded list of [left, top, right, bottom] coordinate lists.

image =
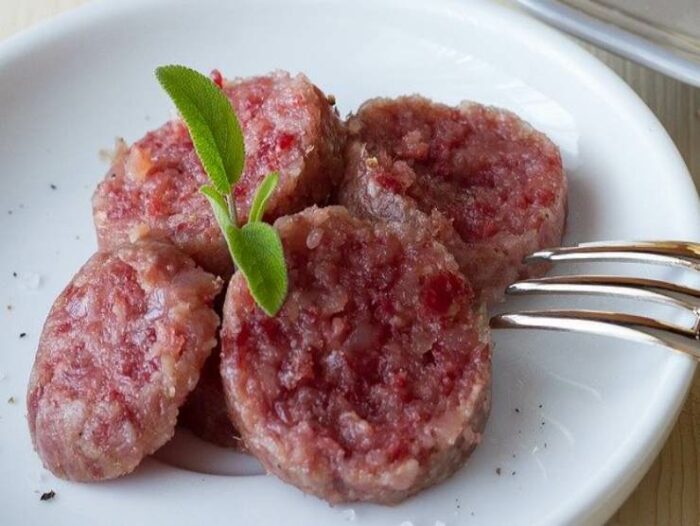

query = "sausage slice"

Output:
[[220, 206, 491, 504], [27, 242, 222, 481]]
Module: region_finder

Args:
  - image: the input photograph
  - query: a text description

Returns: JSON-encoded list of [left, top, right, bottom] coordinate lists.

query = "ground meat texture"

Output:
[[220, 206, 491, 504], [93, 70, 346, 278], [27, 242, 222, 481], [339, 96, 567, 304], [178, 350, 244, 449]]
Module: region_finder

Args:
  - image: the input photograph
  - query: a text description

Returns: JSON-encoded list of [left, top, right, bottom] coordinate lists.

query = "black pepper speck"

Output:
[[19, 332, 27, 338], [40, 490, 55, 501]]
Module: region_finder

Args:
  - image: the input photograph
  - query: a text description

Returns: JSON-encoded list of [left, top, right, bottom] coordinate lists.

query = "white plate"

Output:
[[1, 0, 699, 524]]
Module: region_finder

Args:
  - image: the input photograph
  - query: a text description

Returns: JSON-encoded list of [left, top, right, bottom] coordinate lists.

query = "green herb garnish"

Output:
[[156, 65, 288, 316]]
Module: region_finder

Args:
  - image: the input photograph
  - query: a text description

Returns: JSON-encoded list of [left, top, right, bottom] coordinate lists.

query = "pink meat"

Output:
[[178, 350, 244, 450], [339, 96, 567, 304], [93, 71, 346, 278], [27, 242, 222, 481], [220, 206, 491, 504]]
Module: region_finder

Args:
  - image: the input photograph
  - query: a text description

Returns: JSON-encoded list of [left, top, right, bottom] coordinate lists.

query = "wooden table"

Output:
[[2, 1, 699, 524]]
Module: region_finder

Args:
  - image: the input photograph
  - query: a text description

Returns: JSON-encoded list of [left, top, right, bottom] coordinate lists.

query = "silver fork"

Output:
[[490, 241, 700, 358]]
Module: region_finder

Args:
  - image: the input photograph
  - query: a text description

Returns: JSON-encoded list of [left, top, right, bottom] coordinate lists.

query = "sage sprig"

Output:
[[156, 65, 288, 316]]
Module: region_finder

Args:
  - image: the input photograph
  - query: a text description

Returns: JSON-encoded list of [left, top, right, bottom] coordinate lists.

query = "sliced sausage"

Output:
[[178, 350, 244, 450], [93, 71, 346, 278], [339, 96, 566, 303], [220, 206, 491, 504], [27, 242, 222, 481]]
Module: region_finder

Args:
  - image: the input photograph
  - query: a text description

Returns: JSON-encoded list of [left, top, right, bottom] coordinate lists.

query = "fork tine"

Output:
[[526, 241, 700, 271], [507, 276, 700, 312], [491, 310, 700, 359], [509, 275, 700, 298], [574, 241, 700, 259]]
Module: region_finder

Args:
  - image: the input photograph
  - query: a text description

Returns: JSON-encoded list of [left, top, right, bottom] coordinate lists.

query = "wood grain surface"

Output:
[[2, 1, 699, 524]]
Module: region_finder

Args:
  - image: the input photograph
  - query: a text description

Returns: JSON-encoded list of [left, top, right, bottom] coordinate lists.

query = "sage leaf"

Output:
[[248, 172, 279, 223], [156, 65, 244, 194], [157, 65, 289, 317], [227, 222, 288, 316], [200, 184, 234, 231]]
